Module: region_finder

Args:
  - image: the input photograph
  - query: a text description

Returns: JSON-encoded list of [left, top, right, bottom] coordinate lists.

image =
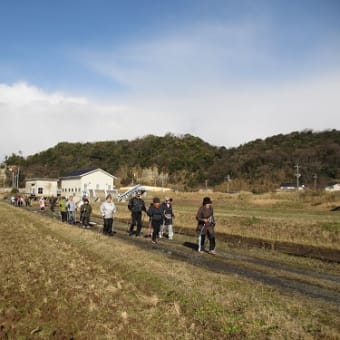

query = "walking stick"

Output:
[[198, 224, 206, 252]]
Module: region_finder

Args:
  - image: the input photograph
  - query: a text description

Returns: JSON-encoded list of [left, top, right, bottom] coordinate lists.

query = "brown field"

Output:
[[1, 191, 340, 339], [112, 190, 340, 250]]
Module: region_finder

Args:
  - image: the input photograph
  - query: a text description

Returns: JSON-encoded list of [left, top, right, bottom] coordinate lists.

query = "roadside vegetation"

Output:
[[1, 191, 339, 339]]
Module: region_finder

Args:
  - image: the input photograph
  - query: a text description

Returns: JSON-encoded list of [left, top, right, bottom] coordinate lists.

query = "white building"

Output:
[[59, 168, 117, 200], [25, 178, 59, 197]]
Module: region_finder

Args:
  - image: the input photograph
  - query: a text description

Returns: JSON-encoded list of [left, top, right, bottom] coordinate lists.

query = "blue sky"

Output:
[[1, 0, 340, 161]]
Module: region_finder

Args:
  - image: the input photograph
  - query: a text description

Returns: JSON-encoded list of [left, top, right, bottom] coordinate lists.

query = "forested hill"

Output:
[[5, 130, 340, 192]]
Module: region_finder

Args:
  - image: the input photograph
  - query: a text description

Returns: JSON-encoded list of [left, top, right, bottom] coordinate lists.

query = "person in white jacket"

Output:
[[100, 194, 117, 235]]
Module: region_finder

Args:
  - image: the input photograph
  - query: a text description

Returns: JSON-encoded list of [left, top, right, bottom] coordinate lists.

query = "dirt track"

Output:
[[109, 228, 340, 308], [19, 205, 340, 309]]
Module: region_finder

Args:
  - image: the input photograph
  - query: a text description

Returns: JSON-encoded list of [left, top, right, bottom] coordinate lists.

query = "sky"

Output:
[[1, 0, 340, 162]]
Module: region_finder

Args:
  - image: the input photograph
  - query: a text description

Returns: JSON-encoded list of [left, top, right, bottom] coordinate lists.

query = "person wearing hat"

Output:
[[128, 191, 147, 236], [147, 197, 164, 244], [100, 194, 117, 235], [80, 198, 92, 228], [196, 197, 216, 254]]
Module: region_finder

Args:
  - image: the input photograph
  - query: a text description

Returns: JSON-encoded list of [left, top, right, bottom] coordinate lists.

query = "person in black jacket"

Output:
[[147, 197, 164, 244], [128, 191, 147, 236]]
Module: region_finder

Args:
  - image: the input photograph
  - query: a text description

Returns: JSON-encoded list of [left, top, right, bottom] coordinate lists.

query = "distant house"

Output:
[[59, 168, 117, 200], [25, 178, 59, 197], [325, 183, 340, 192], [279, 182, 305, 191]]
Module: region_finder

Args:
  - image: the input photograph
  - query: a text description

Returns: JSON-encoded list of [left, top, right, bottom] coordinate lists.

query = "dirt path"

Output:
[[110, 228, 340, 308], [23, 206, 340, 309]]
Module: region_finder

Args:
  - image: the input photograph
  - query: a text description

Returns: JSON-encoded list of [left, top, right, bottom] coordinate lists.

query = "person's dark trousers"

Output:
[[207, 230, 216, 250], [83, 216, 90, 227], [103, 218, 113, 235], [129, 213, 137, 234], [130, 212, 143, 235], [135, 213, 143, 236], [68, 211, 75, 224], [200, 234, 206, 250], [151, 220, 162, 242], [61, 211, 67, 222]]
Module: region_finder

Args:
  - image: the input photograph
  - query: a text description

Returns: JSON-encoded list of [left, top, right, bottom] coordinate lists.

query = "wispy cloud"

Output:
[[80, 21, 269, 94]]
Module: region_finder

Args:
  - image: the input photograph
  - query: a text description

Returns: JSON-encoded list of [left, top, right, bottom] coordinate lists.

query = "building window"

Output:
[[38, 187, 43, 194]]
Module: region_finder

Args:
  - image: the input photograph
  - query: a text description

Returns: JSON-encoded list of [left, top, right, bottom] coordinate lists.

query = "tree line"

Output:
[[3, 130, 340, 192]]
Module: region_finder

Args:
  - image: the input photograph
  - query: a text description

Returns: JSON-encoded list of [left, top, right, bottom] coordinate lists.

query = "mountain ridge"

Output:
[[4, 129, 340, 192]]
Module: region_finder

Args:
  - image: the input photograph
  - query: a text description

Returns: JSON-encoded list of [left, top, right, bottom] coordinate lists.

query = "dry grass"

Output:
[[0, 202, 340, 339], [107, 191, 340, 249]]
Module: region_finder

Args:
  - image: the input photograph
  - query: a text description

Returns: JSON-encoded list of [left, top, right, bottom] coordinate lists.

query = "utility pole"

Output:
[[225, 174, 231, 193], [16, 167, 20, 189], [294, 163, 301, 191], [313, 174, 318, 191], [9, 166, 16, 189]]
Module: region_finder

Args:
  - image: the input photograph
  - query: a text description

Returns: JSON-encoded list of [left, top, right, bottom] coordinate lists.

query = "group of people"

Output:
[[55, 191, 216, 254], [127, 191, 216, 253], [127, 191, 175, 244], [13, 190, 216, 254], [38, 195, 93, 228], [11, 195, 30, 207]]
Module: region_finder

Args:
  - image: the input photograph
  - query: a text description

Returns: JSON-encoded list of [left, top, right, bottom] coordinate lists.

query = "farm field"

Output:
[[0, 191, 340, 339], [113, 191, 340, 252]]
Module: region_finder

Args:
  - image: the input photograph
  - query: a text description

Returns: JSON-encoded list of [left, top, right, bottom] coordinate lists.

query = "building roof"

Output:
[[60, 168, 116, 180], [62, 168, 97, 178], [26, 178, 59, 182]]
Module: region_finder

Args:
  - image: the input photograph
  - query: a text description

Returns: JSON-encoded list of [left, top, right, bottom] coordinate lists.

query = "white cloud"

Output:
[[0, 82, 127, 160], [1, 69, 339, 163], [111, 71, 340, 148]]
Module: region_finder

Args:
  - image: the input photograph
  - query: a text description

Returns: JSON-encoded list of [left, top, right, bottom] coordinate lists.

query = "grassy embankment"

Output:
[[0, 200, 339, 339]]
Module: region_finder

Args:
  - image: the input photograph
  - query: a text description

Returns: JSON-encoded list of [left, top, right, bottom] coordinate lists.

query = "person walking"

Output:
[[49, 196, 57, 213], [80, 198, 92, 228], [147, 197, 164, 244], [100, 194, 117, 236], [67, 195, 76, 225], [39, 196, 46, 211], [59, 196, 68, 222], [162, 197, 175, 240], [196, 197, 216, 254], [128, 191, 147, 236]]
